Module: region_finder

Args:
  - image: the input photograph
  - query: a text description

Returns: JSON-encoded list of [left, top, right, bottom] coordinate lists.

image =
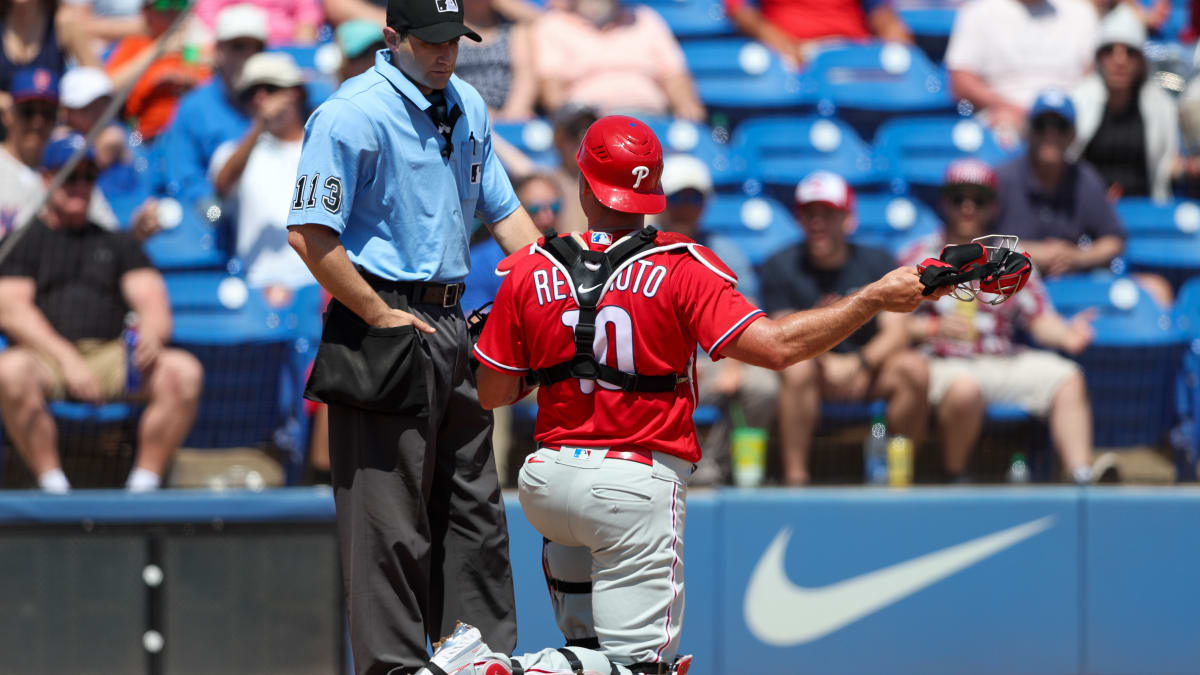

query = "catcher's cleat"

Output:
[[418, 623, 490, 675], [916, 234, 1031, 305]]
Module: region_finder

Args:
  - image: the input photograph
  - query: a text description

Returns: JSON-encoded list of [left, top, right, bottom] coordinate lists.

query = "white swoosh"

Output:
[[578, 283, 604, 293], [744, 516, 1055, 646]]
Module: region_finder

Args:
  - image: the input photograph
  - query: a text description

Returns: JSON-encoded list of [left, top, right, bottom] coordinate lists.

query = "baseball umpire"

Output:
[[412, 118, 951, 675], [285, 0, 540, 672]]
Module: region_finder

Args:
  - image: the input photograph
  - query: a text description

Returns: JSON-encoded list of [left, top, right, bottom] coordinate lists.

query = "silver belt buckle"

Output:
[[443, 283, 461, 308]]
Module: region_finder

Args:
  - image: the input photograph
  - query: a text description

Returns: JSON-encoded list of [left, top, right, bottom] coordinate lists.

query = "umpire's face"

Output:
[[385, 27, 459, 91]]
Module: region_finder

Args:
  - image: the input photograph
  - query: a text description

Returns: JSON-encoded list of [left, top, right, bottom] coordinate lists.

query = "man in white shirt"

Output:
[[946, 0, 1098, 139], [209, 53, 315, 295]]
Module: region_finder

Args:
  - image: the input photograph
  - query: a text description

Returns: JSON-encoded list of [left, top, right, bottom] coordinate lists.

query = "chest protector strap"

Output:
[[528, 226, 688, 393]]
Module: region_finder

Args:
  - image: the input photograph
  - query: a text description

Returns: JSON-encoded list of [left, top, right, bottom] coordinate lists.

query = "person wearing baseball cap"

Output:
[[897, 158, 1108, 484], [59, 67, 131, 171], [4, 68, 60, 170], [760, 170, 929, 486], [337, 19, 386, 82], [285, 0, 543, 671], [154, 3, 267, 204]]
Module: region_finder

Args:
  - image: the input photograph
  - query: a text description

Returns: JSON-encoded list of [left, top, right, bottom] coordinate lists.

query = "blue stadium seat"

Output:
[[493, 118, 560, 170], [1045, 274, 1187, 447], [1115, 198, 1200, 237], [1115, 198, 1200, 288], [699, 194, 802, 265], [730, 115, 884, 194], [873, 115, 1018, 204], [682, 39, 814, 115], [1173, 278, 1200, 479], [852, 193, 940, 255], [808, 42, 953, 139], [631, 0, 734, 38], [143, 200, 226, 271], [896, 2, 959, 38], [639, 116, 740, 188]]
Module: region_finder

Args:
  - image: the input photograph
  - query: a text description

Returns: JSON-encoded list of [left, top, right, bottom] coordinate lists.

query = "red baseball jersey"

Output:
[[474, 230, 766, 463]]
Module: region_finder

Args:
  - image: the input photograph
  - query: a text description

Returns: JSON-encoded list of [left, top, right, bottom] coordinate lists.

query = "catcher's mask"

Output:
[[917, 235, 1031, 305]]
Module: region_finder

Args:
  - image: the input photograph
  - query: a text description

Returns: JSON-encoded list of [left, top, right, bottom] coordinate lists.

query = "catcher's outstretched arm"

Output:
[[722, 266, 944, 371]]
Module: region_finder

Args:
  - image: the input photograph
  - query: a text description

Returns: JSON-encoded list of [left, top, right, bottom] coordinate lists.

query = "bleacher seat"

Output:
[[730, 115, 884, 196], [808, 42, 953, 139], [852, 193, 940, 255], [632, 0, 734, 38], [494, 118, 560, 169], [1115, 198, 1200, 237], [1114, 197, 1200, 289], [1173, 278, 1200, 479], [639, 116, 740, 188], [874, 115, 1017, 205], [143, 200, 226, 271], [699, 194, 802, 265], [682, 39, 814, 119], [1045, 274, 1187, 447]]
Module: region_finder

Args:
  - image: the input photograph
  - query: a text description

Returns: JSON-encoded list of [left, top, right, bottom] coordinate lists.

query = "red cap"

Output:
[[794, 170, 855, 212], [576, 115, 666, 215], [943, 159, 997, 191]]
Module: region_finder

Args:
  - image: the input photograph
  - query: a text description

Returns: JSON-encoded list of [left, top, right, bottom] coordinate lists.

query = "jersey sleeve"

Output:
[[476, 120, 521, 225], [115, 231, 154, 274], [673, 254, 766, 360], [285, 98, 377, 235], [473, 271, 531, 374]]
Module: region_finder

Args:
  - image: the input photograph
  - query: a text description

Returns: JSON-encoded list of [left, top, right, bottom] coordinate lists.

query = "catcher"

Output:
[[418, 117, 1021, 675]]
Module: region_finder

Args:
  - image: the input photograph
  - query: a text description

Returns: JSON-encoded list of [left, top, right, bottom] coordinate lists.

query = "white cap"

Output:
[[795, 170, 854, 210], [1098, 4, 1146, 51], [236, 53, 303, 93], [216, 4, 269, 43], [660, 155, 713, 196], [60, 67, 113, 109]]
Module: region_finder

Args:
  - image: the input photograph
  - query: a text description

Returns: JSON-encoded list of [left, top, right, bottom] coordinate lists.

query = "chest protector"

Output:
[[526, 226, 689, 393]]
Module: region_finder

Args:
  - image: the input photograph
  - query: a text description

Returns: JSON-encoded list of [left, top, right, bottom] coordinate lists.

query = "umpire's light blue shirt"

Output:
[[286, 49, 520, 283]]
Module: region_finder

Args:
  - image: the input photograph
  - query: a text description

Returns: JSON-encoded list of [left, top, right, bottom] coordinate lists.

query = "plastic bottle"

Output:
[[1007, 453, 1031, 484], [124, 313, 141, 395], [887, 435, 914, 487], [863, 415, 888, 485], [730, 404, 767, 488]]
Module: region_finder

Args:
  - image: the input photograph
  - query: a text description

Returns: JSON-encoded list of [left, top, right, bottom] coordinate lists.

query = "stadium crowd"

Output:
[[0, 0, 1198, 491]]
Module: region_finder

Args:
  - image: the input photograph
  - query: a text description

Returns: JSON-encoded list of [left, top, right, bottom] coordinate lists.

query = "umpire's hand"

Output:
[[870, 266, 952, 313], [374, 308, 436, 334]]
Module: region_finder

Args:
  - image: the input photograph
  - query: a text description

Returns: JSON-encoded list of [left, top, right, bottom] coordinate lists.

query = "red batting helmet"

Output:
[[576, 115, 666, 215]]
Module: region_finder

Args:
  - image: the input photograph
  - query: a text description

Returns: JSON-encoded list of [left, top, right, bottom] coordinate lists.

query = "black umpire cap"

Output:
[[387, 0, 482, 43]]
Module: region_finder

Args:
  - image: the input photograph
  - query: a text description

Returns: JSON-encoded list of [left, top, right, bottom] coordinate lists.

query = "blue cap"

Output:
[[11, 67, 59, 103], [42, 134, 97, 171], [1029, 90, 1075, 127]]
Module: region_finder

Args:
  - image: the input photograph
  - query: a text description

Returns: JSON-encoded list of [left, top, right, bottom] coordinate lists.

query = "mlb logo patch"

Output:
[[591, 232, 612, 246], [435, 0, 458, 12], [470, 162, 482, 184], [572, 448, 592, 460]]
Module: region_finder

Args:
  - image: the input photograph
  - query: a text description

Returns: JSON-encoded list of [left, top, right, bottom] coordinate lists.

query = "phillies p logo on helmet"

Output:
[[631, 166, 650, 189]]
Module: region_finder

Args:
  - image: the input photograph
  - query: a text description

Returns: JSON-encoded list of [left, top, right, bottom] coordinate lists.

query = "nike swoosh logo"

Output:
[[577, 283, 604, 293], [744, 516, 1055, 646]]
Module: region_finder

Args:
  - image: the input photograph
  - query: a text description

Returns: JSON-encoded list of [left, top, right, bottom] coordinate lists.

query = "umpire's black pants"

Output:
[[327, 289, 516, 675]]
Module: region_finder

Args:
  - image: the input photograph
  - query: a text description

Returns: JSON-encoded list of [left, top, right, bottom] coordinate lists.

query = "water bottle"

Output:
[[729, 404, 766, 488], [1007, 453, 1031, 484], [124, 314, 141, 395], [863, 415, 888, 485], [887, 435, 914, 488]]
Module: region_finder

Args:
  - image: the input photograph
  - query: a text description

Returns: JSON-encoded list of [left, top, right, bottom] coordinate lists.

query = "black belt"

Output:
[[360, 270, 464, 307]]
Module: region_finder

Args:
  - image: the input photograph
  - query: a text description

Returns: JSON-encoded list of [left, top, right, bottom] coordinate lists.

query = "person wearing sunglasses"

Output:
[[656, 154, 777, 485], [0, 133, 204, 494], [899, 158, 1109, 484]]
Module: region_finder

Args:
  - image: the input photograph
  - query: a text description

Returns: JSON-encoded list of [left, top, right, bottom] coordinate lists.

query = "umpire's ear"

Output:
[[383, 26, 407, 49]]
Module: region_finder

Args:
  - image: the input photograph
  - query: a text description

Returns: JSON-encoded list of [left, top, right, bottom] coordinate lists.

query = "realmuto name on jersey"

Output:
[[532, 260, 669, 307]]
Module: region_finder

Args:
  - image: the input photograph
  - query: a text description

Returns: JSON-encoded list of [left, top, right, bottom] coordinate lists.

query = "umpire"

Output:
[[285, 0, 540, 671]]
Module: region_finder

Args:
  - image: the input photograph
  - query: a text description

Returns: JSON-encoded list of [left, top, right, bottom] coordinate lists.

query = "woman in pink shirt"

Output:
[[195, 0, 323, 46], [532, 0, 705, 121]]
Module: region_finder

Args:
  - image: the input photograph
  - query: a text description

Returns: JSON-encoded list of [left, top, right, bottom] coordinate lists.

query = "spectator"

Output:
[[0, 134, 203, 493], [455, 0, 536, 120], [531, 0, 705, 121], [335, 18, 384, 82], [658, 155, 779, 485], [0, 0, 86, 112], [56, 0, 148, 62], [1093, 0, 1169, 33], [900, 159, 1100, 483], [1175, 74, 1200, 198], [946, 0, 1098, 137], [1071, 4, 1178, 201], [760, 171, 928, 485], [321, 0, 540, 28], [194, 0, 322, 46], [153, 3, 266, 203], [210, 52, 315, 294], [547, 103, 598, 233], [726, 0, 913, 67], [59, 67, 128, 170], [0, 68, 120, 235], [105, 0, 210, 141]]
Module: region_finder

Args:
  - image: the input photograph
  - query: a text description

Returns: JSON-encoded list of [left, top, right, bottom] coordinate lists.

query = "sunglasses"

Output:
[[1031, 115, 1072, 135], [526, 201, 562, 216], [945, 188, 995, 207], [667, 190, 705, 206], [63, 166, 101, 185], [15, 100, 57, 121]]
